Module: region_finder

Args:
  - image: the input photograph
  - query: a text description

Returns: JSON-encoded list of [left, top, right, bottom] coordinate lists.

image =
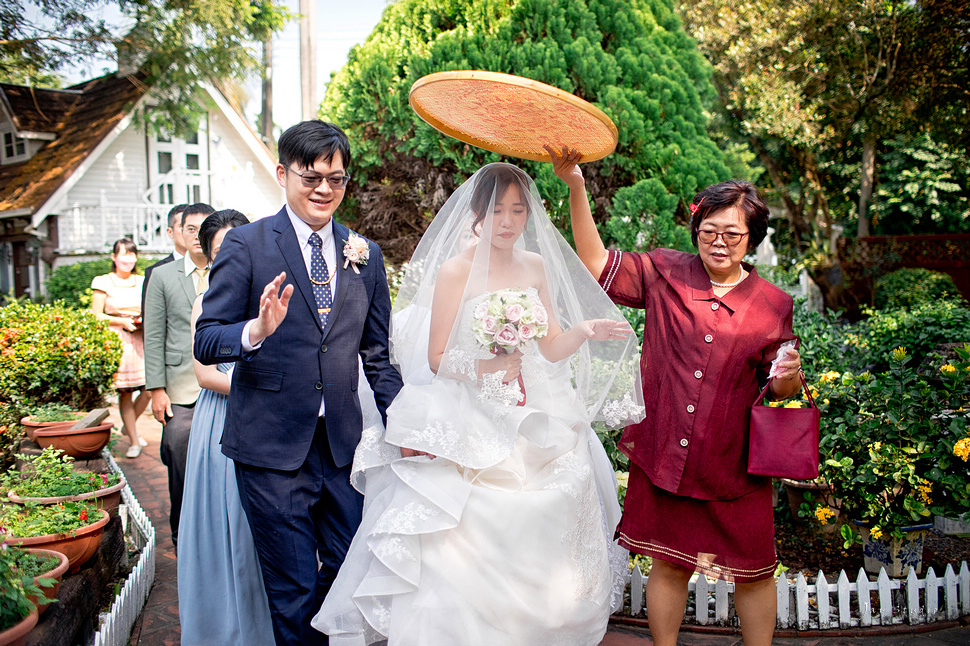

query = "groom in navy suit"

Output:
[[194, 121, 403, 645]]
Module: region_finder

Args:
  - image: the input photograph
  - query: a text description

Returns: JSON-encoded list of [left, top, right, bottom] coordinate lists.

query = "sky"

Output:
[[59, 0, 391, 134]]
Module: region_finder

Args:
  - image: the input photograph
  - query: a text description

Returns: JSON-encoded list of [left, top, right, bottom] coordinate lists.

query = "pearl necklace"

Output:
[[710, 269, 746, 288]]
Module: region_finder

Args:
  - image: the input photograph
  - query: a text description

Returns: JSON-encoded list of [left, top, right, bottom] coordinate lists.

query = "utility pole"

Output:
[[299, 0, 317, 122], [260, 36, 274, 144]]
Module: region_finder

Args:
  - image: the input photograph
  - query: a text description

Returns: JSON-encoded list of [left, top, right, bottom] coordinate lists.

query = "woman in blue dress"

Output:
[[178, 209, 274, 645]]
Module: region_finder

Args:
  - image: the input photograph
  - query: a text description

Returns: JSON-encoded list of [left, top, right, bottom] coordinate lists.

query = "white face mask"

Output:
[[115, 256, 137, 273]]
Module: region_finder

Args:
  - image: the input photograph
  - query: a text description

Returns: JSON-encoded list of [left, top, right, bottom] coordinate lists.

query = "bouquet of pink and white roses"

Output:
[[471, 289, 549, 354]]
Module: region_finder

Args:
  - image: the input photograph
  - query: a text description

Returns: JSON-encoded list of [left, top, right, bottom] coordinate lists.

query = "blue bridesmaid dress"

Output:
[[177, 363, 274, 644]]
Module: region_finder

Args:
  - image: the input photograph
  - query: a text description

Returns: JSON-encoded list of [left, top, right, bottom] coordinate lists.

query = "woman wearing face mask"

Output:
[[91, 238, 150, 458]]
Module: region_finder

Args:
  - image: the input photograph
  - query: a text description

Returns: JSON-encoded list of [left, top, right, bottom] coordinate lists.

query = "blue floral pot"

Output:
[[853, 521, 933, 577]]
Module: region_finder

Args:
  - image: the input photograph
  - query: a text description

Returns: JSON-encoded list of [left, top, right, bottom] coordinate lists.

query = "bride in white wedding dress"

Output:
[[312, 163, 645, 645]]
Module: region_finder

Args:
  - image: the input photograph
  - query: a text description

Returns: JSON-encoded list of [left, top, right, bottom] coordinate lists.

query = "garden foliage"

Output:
[[0, 545, 36, 630], [873, 267, 963, 311], [0, 301, 121, 411], [794, 298, 970, 377], [0, 447, 120, 499], [814, 347, 970, 544], [320, 0, 731, 261], [45, 257, 151, 309]]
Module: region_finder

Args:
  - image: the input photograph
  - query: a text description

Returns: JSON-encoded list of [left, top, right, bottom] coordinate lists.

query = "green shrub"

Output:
[[874, 267, 963, 310], [857, 300, 970, 372], [0, 301, 122, 410], [792, 301, 868, 380], [45, 257, 151, 309], [794, 297, 970, 376], [0, 402, 24, 472], [816, 347, 970, 543]]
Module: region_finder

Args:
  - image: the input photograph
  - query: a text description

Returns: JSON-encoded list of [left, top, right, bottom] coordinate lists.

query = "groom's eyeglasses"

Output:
[[286, 167, 351, 190]]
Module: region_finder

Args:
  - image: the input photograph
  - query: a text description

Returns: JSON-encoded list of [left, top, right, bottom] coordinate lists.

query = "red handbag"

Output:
[[747, 373, 820, 480]]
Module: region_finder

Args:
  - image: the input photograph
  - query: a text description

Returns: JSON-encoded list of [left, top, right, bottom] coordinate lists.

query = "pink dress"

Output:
[[91, 273, 146, 389]]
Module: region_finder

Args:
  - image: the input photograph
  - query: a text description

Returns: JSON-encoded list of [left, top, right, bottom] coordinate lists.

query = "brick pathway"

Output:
[[105, 405, 970, 646]]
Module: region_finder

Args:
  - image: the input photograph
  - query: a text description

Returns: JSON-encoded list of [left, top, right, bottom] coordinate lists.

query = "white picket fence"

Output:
[[626, 561, 970, 629], [91, 450, 157, 646]]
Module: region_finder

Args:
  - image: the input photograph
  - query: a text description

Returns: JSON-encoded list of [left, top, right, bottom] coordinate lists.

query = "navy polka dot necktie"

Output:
[[308, 232, 332, 327]]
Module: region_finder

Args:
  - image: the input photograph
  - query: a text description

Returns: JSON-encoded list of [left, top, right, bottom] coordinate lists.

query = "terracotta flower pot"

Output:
[[19, 415, 83, 442], [3, 509, 111, 574], [23, 548, 69, 615], [0, 606, 38, 646], [33, 421, 113, 459], [8, 476, 127, 518]]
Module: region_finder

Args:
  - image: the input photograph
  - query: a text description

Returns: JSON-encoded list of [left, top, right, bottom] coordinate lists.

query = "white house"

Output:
[[0, 69, 284, 298]]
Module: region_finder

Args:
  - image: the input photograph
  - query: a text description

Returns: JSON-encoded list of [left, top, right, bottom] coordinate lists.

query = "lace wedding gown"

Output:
[[312, 290, 626, 645]]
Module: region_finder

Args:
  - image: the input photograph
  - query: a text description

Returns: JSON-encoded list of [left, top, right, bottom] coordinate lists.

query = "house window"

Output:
[[2, 132, 27, 162], [147, 120, 209, 207]]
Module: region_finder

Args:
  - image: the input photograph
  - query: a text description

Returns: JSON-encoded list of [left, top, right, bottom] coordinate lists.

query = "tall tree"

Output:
[[320, 0, 733, 262], [679, 0, 970, 244], [0, 0, 291, 135]]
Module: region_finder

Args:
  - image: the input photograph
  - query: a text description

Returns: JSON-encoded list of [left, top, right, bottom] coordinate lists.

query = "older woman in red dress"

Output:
[[549, 147, 803, 646]]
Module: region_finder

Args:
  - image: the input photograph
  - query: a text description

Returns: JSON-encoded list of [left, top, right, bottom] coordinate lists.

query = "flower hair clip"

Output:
[[689, 197, 704, 215], [342, 233, 370, 274]]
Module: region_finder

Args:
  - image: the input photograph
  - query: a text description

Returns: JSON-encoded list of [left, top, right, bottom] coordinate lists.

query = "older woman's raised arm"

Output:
[[545, 145, 609, 279]]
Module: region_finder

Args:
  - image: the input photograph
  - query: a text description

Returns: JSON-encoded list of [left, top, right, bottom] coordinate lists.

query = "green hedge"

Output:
[[874, 267, 963, 310], [794, 298, 970, 376], [46, 257, 151, 309], [0, 300, 121, 410]]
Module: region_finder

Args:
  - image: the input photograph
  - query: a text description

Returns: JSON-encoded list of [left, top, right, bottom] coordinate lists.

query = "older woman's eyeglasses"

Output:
[[286, 167, 351, 189], [697, 229, 749, 246]]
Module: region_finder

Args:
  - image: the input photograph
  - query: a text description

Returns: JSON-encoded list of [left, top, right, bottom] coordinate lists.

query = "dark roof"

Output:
[[0, 85, 79, 134], [0, 71, 149, 215]]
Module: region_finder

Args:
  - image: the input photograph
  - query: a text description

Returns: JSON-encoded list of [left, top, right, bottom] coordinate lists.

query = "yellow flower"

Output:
[[954, 437, 970, 462], [814, 505, 835, 524], [891, 347, 908, 362], [941, 364, 957, 374], [784, 400, 805, 409], [870, 526, 883, 540], [869, 441, 883, 452], [917, 479, 933, 504], [819, 370, 841, 384]]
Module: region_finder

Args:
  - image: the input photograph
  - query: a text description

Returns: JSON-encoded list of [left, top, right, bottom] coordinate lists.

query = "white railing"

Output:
[[625, 561, 970, 630], [92, 449, 157, 646], [61, 196, 170, 254]]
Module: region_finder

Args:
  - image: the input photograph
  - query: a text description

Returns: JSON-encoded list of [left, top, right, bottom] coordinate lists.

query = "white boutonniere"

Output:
[[342, 232, 370, 274]]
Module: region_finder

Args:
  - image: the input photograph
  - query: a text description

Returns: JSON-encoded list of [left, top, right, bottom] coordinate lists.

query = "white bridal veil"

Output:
[[389, 163, 643, 424]]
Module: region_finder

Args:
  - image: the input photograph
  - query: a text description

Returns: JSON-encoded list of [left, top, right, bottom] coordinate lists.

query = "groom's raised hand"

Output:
[[248, 272, 294, 347]]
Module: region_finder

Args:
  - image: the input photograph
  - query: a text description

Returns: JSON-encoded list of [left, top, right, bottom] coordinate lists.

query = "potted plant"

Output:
[[816, 346, 970, 576], [0, 501, 111, 574], [2, 447, 125, 516], [31, 420, 114, 460], [0, 544, 48, 645], [18, 403, 86, 442], [14, 549, 65, 616]]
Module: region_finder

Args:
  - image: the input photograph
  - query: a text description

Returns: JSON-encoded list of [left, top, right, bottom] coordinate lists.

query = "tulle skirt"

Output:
[[312, 368, 626, 645]]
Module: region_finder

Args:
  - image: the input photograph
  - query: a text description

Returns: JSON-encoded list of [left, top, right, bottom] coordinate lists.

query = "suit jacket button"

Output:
[[320, 344, 328, 353], [315, 382, 323, 390]]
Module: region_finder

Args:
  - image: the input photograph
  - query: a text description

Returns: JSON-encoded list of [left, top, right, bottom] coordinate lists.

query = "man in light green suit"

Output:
[[143, 202, 214, 547]]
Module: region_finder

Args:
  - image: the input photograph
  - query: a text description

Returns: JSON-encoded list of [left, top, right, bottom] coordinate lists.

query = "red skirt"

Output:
[[618, 464, 777, 582]]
